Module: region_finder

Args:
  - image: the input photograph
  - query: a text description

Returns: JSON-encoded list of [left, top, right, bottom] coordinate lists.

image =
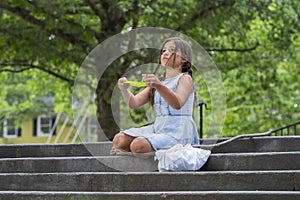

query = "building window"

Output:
[[36, 115, 55, 137], [3, 118, 21, 138]]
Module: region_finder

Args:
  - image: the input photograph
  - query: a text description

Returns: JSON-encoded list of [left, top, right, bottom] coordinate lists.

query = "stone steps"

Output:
[[0, 171, 299, 191], [1, 191, 300, 200], [0, 136, 299, 199], [0, 151, 299, 173], [0, 136, 299, 158], [205, 136, 300, 153]]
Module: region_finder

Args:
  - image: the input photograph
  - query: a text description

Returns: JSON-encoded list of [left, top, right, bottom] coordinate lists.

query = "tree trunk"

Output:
[[96, 74, 120, 141]]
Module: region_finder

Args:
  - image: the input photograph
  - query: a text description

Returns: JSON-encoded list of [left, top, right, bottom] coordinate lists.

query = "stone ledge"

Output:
[[0, 170, 299, 192], [1, 136, 300, 158], [1, 191, 300, 200], [1, 151, 299, 173]]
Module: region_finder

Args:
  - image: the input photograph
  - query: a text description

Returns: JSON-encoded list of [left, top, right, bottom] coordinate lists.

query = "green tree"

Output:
[[0, 0, 299, 140]]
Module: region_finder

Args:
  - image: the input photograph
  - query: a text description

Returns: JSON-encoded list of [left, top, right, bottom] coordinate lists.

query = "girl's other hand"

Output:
[[118, 77, 129, 91], [142, 74, 161, 88]]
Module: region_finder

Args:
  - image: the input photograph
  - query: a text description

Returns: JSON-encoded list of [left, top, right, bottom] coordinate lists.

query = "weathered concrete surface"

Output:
[[0, 156, 158, 173], [202, 151, 300, 171], [0, 136, 299, 158], [0, 171, 299, 192], [0, 142, 112, 158], [0, 151, 299, 173], [206, 136, 300, 153], [0, 136, 299, 199], [1, 191, 300, 200]]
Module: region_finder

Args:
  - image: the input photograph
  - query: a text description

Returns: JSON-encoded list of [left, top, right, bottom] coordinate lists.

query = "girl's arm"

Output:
[[118, 77, 150, 109], [143, 74, 193, 109]]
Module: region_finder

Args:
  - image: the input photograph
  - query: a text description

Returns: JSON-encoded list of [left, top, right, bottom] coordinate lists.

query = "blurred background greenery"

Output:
[[0, 0, 299, 142]]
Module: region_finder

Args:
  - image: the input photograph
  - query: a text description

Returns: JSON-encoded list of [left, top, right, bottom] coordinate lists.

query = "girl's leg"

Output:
[[110, 132, 135, 155], [130, 137, 155, 158]]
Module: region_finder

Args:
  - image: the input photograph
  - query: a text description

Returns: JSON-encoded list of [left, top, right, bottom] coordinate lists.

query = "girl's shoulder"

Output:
[[178, 73, 194, 91], [179, 73, 193, 83]]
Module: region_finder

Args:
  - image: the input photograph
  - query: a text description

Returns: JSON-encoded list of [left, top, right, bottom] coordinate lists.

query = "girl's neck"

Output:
[[165, 66, 181, 79]]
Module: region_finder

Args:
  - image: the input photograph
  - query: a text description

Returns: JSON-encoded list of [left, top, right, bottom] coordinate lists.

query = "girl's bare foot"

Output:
[[110, 146, 133, 156]]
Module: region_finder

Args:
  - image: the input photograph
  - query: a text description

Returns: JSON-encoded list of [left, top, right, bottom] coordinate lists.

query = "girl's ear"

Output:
[[181, 57, 187, 63]]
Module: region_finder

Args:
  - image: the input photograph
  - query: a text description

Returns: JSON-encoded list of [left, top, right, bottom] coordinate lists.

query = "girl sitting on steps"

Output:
[[110, 37, 200, 157]]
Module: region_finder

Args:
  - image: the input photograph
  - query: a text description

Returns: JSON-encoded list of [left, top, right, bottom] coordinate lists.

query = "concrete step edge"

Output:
[[212, 151, 300, 156], [1, 191, 300, 200], [1, 136, 300, 158], [1, 151, 299, 161], [1, 190, 300, 194], [1, 152, 299, 172], [1, 169, 300, 175], [0, 170, 298, 192]]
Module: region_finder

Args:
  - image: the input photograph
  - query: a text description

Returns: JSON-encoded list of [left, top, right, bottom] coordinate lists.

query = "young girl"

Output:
[[110, 37, 200, 157]]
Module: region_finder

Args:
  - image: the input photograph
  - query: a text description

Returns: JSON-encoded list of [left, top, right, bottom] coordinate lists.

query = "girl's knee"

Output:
[[130, 137, 153, 153], [112, 133, 134, 150], [112, 133, 122, 144], [113, 133, 127, 146]]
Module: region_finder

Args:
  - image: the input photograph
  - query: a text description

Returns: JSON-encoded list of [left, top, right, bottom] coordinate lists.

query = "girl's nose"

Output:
[[162, 48, 175, 55], [162, 50, 169, 56], [163, 52, 170, 57]]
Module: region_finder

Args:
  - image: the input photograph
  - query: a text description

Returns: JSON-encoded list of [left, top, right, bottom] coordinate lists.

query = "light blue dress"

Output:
[[122, 73, 200, 151]]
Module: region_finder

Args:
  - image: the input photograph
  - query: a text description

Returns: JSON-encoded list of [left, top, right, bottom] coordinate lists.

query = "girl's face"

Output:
[[160, 41, 185, 68]]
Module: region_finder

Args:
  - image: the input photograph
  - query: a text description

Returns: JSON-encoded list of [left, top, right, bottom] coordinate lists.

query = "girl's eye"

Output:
[[169, 48, 176, 53], [162, 48, 176, 53]]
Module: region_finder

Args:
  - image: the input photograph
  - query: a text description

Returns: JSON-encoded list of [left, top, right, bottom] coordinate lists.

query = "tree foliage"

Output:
[[0, 0, 299, 139]]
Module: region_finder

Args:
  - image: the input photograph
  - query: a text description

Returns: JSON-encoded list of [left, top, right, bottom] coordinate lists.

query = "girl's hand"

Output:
[[142, 74, 161, 88], [118, 77, 129, 91]]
